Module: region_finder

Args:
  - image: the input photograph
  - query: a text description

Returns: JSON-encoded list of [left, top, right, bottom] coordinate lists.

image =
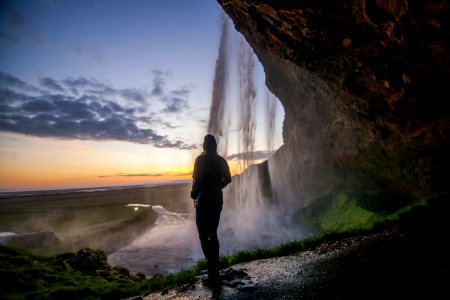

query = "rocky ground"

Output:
[[133, 198, 449, 300]]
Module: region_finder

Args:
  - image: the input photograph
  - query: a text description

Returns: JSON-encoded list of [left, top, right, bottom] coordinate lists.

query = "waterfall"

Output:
[[206, 14, 308, 255], [265, 90, 278, 152], [236, 37, 256, 171], [109, 14, 307, 276], [207, 14, 229, 154]]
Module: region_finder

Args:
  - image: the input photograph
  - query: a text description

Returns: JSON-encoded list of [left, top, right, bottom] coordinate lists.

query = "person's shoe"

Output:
[[212, 284, 222, 299], [201, 274, 221, 288]]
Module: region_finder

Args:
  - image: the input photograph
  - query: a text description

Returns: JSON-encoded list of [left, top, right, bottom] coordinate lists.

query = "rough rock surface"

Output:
[[217, 0, 450, 223], [233, 225, 447, 300]]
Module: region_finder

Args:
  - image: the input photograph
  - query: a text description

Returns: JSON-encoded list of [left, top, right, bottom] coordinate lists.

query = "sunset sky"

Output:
[[0, 0, 283, 191]]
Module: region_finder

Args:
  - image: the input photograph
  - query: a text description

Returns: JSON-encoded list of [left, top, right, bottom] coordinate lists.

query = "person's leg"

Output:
[[196, 206, 211, 260], [206, 206, 222, 286], [207, 206, 221, 261], [196, 205, 222, 287]]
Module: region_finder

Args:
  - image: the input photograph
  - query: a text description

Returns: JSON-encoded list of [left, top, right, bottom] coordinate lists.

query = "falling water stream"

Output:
[[109, 14, 308, 276], [208, 14, 229, 149]]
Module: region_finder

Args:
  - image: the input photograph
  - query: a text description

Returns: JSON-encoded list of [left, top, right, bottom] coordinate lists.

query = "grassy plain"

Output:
[[0, 182, 193, 254]]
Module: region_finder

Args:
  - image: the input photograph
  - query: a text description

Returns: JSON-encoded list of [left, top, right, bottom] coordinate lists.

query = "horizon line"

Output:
[[0, 180, 192, 195]]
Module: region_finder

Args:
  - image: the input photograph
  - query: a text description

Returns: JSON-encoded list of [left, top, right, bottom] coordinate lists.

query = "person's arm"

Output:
[[191, 157, 201, 199], [221, 158, 231, 189]]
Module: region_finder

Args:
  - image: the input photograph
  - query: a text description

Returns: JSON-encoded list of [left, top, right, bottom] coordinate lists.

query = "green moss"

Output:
[[313, 191, 430, 235], [386, 198, 428, 222], [0, 246, 146, 300], [317, 192, 384, 232]]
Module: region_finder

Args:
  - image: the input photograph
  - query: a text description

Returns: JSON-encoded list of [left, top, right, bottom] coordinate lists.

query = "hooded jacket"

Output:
[[191, 134, 231, 208]]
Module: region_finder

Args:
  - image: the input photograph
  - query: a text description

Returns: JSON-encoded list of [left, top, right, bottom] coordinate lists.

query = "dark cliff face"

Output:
[[218, 0, 450, 219]]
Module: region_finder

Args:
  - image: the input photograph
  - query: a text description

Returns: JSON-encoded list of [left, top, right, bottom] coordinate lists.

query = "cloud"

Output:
[[152, 117, 180, 129], [149, 69, 191, 114], [62, 76, 103, 91], [69, 46, 103, 63], [150, 69, 167, 97], [60, 76, 147, 104], [175, 172, 192, 176], [120, 89, 146, 103], [0, 71, 39, 93], [171, 87, 190, 97], [0, 8, 46, 47], [226, 150, 275, 161], [39, 77, 65, 92], [0, 32, 20, 44], [0, 71, 196, 149], [98, 173, 168, 178], [98, 170, 192, 178], [160, 96, 189, 113], [9, 10, 28, 29]]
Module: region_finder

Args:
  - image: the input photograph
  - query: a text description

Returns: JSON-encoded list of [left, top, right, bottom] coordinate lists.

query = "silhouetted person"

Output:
[[191, 134, 231, 288]]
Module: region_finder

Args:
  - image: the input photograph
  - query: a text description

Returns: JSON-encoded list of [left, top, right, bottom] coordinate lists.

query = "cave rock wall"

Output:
[[219, 0, 450, 220]]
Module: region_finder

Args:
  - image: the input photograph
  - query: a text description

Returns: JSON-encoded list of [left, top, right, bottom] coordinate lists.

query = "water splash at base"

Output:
[[108, 205, 201, 276]]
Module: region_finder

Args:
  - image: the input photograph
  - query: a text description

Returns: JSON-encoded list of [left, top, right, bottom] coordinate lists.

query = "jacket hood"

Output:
[[203, 134, 217, 154]]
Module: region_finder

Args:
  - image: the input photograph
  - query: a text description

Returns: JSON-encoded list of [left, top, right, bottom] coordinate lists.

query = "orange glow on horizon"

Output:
[[0, 157, 242, 191], [0, 133, 255, 191], [0, 168, 194, 191], [0, 133, 197, 191]]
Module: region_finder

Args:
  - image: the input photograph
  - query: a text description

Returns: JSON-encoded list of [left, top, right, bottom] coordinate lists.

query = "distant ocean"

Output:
[[0, 180, 191, 198]]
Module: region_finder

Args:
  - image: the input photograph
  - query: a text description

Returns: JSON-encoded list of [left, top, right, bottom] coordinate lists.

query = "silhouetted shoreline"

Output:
[[0, 180, 191, 199]]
